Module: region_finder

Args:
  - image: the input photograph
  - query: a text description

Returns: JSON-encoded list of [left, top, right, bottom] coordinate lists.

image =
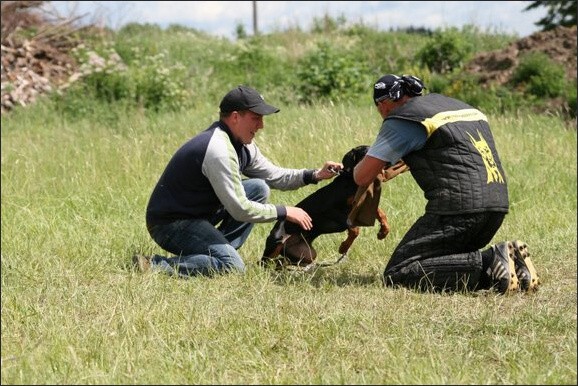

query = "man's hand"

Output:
[[314, 161, 343, 181], [285, 206, 313, 230], [380, 161, 409, 181]]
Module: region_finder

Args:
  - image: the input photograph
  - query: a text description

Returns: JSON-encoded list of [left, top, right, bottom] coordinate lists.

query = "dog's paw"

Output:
[[259, 256, 287, 270], [377, 230, 389, 240]]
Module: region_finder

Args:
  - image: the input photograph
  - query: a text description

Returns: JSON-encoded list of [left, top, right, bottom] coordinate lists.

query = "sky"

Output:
[[45, 1, 548, 40]]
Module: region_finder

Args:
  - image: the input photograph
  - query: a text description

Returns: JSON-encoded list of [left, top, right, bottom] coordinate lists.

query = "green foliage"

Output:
[[130, 51, 191, 111], [235, 22, 248, 39], [295, 42, 371, 104], [216, 37, 294, 91], [430, 72, 532, 115], [114, 22, 221, 65], [10, 16, 570, 120], [524, 0, 577, 31], [117, 22, 164, 35], [310, 13, 348, 34], [53, 42, 192, 119], [510, 52, 566, 97], [340, 26, 431, 79], [415, 27, 474, 73], [426, 74, 451, 94]]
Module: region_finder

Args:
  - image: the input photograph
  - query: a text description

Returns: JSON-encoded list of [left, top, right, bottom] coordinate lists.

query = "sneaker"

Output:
[[508, 240, 540, 292], [132, 254, 152, 273], [489, 242, 519, 294]]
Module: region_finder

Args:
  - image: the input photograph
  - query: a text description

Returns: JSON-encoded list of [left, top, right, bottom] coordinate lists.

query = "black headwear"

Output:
[[373, 74, 426, 104], [220, 85, 280, 115]]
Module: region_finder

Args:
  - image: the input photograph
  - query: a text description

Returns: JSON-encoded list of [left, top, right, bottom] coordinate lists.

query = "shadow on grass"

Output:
[[260, 265, 504, 297], [262, 265, 383, 288]]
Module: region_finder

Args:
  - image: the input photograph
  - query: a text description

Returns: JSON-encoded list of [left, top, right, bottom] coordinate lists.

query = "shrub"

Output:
[[310, 14, 347, 34], [130, 51, 191, 111], [52, 44, 192, 117], [425, 74, 451, 94], [510, 52, 566, 98], [430, 72, 531, 115], [415, 27, 474, 74], [295, 42, 371, 104], [217, 37, 292, 90]]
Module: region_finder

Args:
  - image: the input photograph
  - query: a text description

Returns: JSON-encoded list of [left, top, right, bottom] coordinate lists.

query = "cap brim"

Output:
[[249, 102, 280, 115]]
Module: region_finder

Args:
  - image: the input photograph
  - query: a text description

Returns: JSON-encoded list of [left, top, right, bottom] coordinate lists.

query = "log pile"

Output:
[[1, 1, 83, 114]]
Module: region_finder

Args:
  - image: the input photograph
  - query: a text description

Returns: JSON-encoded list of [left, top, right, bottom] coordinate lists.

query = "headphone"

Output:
[[401, 75, 426, 97], [379, 74, 426, 102]]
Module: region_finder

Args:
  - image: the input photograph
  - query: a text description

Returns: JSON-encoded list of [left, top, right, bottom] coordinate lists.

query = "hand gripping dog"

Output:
[[260, 145, 408, 270]]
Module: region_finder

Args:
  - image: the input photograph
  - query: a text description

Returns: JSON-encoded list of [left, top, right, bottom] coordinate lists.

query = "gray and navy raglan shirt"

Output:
[[146, 121, 317, 228]]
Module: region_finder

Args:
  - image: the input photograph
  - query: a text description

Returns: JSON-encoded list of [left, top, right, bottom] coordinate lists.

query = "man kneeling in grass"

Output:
[[354, 74, 541, 294], [134, 85, 342, 278]]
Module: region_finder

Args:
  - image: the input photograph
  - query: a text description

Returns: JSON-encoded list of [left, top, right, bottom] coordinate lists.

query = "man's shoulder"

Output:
[[385, 117, 424, 133]]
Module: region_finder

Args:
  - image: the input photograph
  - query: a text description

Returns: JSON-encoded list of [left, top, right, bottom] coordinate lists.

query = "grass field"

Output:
[[1, 101, 576, 384]]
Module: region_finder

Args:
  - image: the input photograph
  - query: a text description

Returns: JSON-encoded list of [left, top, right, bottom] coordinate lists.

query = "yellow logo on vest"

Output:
[[467, 130, 504, 184]]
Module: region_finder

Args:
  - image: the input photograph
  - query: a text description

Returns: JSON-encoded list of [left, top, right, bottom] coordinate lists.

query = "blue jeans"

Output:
[[147, 179, 270, 277]]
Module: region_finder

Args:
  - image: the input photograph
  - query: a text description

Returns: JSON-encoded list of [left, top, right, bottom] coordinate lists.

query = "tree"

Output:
[[524, 0, 577, 31]]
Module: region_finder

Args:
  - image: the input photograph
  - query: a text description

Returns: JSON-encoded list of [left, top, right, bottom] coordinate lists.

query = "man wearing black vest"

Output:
[[354, 74, 540, 294]]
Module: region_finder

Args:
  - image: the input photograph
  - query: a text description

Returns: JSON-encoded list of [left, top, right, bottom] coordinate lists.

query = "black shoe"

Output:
[[488, 242, 519, 294], [508, 240, 540, 292]]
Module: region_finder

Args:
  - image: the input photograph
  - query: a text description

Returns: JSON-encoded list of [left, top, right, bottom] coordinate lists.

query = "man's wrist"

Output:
[[304, 169, 318, 184], [313, 169, 320, 181]]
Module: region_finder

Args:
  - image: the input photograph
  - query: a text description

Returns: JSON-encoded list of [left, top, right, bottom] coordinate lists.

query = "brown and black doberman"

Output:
[[260, 145, 408, 270]]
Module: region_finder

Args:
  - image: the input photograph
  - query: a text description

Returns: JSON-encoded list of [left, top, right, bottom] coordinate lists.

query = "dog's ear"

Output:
[[341, 145, 369, 173], [341, 149, 356, 173], [351, 145, 369, 165]]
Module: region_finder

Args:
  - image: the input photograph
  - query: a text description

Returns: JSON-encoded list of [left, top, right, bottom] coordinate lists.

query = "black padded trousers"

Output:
[[383, 212, 506, 292]]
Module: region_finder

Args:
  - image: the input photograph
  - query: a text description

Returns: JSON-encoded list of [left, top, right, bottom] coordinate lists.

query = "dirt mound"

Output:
[[465, 25, 577, 87]]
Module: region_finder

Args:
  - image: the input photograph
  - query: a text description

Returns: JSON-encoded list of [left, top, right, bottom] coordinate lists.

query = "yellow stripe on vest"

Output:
[[422, 109, 487, 136]]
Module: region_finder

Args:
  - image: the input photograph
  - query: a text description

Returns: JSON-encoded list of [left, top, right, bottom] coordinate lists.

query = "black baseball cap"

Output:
[[219, 85, 280, 115]]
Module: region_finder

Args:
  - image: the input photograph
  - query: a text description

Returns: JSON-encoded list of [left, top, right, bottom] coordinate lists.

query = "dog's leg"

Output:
[[338, 226, 360, 255], [376, 208, 390, 240], [284, 234, 317, 266], [261, 221, 293, 269], [260, 241, 287, 269], [264, 242, 284, 259]]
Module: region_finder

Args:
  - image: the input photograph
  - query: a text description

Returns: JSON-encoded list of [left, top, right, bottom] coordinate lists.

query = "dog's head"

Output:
[[341, 145, 369, 175]]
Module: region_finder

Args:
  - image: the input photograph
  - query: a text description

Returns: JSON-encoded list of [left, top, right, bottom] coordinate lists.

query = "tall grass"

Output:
[[1, 100, 576, 384]]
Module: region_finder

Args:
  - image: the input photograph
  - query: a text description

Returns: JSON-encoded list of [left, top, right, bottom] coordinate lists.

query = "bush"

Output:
[[216, 37, 293, 91], [295, 42, 371, 104], [130, 51, 191, 111], [415, 27, 474, 74], [510, 52, 566, 98], [429, 72, 531, 115], [53, 44, 192, 116]]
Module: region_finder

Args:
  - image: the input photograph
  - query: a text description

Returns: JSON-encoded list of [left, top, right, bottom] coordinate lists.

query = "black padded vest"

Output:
[[388, 93, 509, 214]]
